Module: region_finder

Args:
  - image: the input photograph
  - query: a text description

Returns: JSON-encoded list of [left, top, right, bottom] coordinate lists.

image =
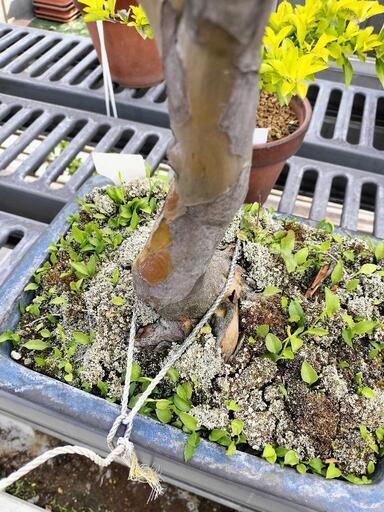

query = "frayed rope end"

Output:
[[118, 438, 163, 499]]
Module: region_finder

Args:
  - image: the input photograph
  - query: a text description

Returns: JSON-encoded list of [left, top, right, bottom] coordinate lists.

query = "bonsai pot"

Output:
[[246, 95, 312, 204], [0, 176, 383, 512], [76, 0, 163, 88]]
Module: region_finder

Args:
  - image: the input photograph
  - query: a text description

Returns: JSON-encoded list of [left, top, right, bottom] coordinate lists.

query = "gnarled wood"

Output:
[[133, 0, 272, 319]]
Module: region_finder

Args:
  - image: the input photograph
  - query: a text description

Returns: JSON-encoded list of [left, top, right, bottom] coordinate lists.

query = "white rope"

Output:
[[96, 20, 118, 118], [0, 241, 240, 496]]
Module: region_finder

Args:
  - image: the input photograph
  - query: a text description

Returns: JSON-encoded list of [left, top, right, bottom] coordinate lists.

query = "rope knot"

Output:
[[116, 437, 134, 462]]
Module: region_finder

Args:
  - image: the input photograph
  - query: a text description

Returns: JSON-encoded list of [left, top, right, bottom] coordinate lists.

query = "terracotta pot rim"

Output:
[[253, 95, 312, 150]]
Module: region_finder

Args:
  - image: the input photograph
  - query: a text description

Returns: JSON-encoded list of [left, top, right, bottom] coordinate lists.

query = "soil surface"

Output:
[[256, 92, 299, 142], [1, 430, 233, 512], [4, 177, 384, 485]]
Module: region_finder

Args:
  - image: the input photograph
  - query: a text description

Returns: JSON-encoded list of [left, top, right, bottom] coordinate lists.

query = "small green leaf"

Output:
[[290, 335, 303, 353], [263, 286, 281, 297], [346, 279, 359, 292], [177, 382, 193, 401], [280, 230, 295, 254], [97, 380, 109, 397], [295, 247, 309, 266], [179, 412, 198, 432], [156, 408, 173, 424], [309, 458, 325, 474], [50, 296, 67, 305], [34, 356, 46, 367], [367, 460, 375, 475], [305, 327, 328, 336], [353, 320, 380, 336], [225, 400, 239, 412], [130, 362, 141, 382], [288, 299, 304, 324], [230, 419, 244, 436], [226, 441, 237, 456], [109, 268, 120, 286], [326, 463, 342, 479], [265, 333, 282, 354], [0, 331, 15, 343], [317, 220, 334, 234], [283, 254, 297, 273], [355, 372, 363, 386], [24, 283, 39, 292], [375, 241, 384, 262], [342, 329, 353, 347], [284, 450, 299, 466], [360, 424, 379, 454], [173, 395, 191, 412], [358, 264, 378, 275], [324, 288, 340, 317], [184, 432, 200, 462], [360, 387, 376, 400], [300, 361, 318, 385], [279, 348, 294, 360], [296, 463, 307, 474], [343, 250, 355, 262], [376, 427, 384, 443], [343, 58, 353, 87], [331, 260, 343, 285], [111, 296, 126, 306], [262, 444, 277, 464], [64, 362, 73, 373], [344, 474, 372, 485], [70, 261, 90, 278], [167, 368, 180, 383], [209, 429, 228, 442], [23, 340, 51, 351], [256, 324, 269, 337], [72, 331, 91, 345], [275, 446, 288, 457]]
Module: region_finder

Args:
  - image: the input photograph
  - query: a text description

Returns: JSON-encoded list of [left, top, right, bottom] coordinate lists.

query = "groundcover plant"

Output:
[[1, 175, 384, 484]]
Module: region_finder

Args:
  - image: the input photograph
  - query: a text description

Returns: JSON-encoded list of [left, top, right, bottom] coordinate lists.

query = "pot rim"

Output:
[[0, 181, 382, 512], [253, 95, 312, 150]]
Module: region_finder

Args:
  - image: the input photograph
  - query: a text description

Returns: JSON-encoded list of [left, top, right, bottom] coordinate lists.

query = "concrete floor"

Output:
[[0, 416, 234, 512]]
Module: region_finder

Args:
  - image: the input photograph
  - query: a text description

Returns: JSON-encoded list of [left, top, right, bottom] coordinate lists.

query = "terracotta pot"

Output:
[[246, 96, 312, 204], [76, 0, 163, 88]]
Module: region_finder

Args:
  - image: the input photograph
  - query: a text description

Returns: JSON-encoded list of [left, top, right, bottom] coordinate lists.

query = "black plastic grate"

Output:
[[0, 92, 172, 222], [0, 23, 168, 127], [0, 24, 383, 176], [303, 79, 384, 175], [0, 211, 45, 286], [279, 155, 384, 239]]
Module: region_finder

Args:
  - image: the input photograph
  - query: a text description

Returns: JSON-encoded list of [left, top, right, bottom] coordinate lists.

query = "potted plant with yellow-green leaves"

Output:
[[76, 0, 163, 87], [248, 0, 384, 202], [80, 0, 384, 201]]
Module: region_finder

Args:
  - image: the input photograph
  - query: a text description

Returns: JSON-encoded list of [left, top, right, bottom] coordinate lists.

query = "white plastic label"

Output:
[[92, 152, 147, 184], [253, 128, 269, 145]]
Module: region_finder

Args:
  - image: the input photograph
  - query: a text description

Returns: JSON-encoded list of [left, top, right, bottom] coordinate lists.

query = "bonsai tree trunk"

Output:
[[133, 0, 272, 320]]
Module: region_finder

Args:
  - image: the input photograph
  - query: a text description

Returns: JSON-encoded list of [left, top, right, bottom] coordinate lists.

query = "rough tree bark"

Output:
[[133, 0, 272, 321]]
